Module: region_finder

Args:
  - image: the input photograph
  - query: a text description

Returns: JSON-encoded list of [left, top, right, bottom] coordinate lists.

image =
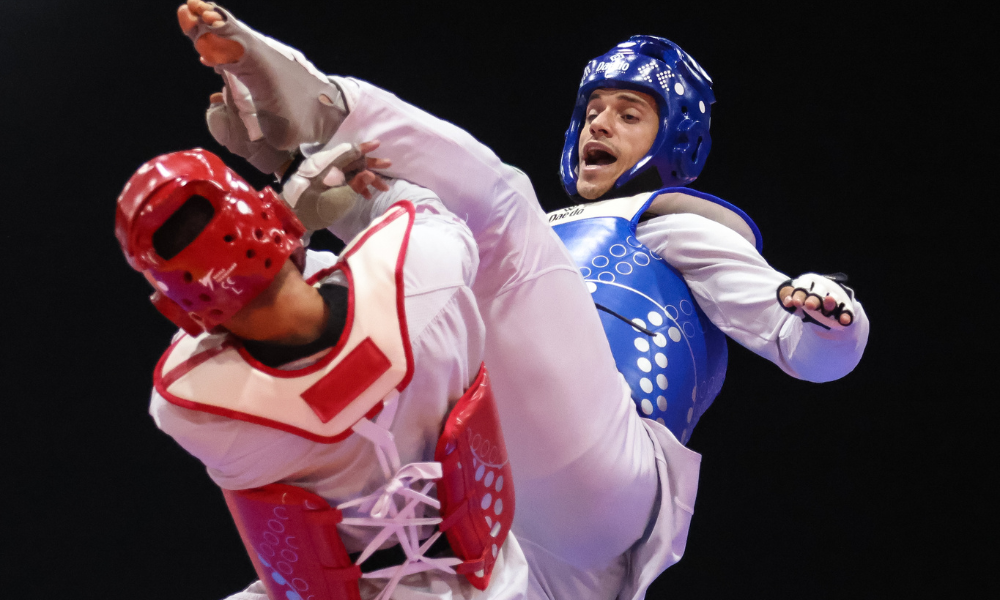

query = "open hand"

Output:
[[345, 140, 392, 200], [281, 140, 393, 230]]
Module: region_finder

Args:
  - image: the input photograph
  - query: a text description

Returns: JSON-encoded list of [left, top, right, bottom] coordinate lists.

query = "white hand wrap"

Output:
[[779, 272, 856, 330], [281, 143, 365, 231]]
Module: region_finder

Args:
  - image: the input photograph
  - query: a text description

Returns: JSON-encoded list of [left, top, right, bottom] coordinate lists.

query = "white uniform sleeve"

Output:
[[636, 213, 869, 382]]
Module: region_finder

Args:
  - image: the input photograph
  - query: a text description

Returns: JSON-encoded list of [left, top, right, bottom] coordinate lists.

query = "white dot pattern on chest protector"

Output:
[[589, 238, 655, 283], [603, 295, 702, 440], [565, 213, 727, 446]]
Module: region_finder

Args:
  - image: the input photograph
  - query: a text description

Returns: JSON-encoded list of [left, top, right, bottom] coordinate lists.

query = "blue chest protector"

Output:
[[549, 188, 760, 445]]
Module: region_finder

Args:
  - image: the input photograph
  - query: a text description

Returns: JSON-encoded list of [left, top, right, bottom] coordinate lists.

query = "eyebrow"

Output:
[[588, 91, 653, 107]]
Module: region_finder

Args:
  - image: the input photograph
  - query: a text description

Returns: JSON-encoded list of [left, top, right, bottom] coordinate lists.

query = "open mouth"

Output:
[[583, 144, 618, 167]]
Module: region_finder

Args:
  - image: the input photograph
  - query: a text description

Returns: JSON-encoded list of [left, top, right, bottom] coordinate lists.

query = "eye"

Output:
[[622, 112, 640, 123]]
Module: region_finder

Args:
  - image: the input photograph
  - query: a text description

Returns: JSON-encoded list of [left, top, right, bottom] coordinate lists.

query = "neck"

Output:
[[223, 261, 329, 345]]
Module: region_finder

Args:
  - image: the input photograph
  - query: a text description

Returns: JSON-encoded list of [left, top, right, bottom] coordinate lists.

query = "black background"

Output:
[[2, 1, 991, 598]]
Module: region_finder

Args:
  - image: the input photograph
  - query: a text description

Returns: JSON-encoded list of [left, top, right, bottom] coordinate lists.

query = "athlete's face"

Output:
[[576, 88, 660, 200]]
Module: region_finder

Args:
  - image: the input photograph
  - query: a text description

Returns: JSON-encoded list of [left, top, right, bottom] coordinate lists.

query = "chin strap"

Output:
[[340, 391, 462, 600]]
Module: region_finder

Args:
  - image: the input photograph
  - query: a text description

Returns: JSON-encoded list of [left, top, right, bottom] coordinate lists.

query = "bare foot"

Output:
[[177, 0, 244, 66]]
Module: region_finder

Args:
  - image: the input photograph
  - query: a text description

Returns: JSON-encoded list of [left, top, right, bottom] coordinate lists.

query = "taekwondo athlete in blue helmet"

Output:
[[550, 36, 870, 444]]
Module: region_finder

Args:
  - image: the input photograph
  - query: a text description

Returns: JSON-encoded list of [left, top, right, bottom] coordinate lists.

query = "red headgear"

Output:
[[116, 149, 306, 335]]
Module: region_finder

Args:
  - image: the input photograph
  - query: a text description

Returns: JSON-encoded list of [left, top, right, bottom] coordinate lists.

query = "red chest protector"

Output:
[[155, 203, 514, 599]]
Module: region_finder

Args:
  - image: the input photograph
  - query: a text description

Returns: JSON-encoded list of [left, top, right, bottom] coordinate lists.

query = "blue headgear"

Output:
[[561, 36, 716, 196]]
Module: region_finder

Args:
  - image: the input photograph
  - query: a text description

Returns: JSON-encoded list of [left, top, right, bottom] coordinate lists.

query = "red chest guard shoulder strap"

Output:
[[154, 202, 415, 443], [223, 365, 515, 599]]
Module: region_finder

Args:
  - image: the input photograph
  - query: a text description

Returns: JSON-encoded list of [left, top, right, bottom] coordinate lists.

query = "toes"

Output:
[[203, 9, 224, 26], [188, 0, 210, 16], [177, 5, 199, 33], [185, 1, 223, 26]]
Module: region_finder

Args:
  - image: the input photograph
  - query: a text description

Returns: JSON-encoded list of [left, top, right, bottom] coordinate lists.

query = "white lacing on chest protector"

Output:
[[338, 391, 462, 600]]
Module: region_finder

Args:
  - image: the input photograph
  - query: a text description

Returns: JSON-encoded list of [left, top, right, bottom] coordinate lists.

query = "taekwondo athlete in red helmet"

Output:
[[118, 147, 526, 600], [116, 148, 307, 335]]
